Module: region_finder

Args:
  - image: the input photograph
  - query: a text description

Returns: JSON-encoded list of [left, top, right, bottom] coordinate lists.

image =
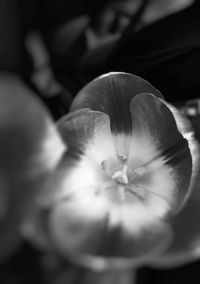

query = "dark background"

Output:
[[1, 0, 200, 283]]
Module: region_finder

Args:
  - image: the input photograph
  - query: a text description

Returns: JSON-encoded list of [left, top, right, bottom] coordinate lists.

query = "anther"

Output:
[[134, 167, 146, 176]]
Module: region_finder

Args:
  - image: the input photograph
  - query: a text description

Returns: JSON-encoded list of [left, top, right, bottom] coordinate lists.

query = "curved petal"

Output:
[[71, 72, 163, 134], [0, 74, 65, 261], [48, 197, 173, 270], [128, 94, 195, 214], [57, 108, 117, 166], [151, 135, 200, 268], [25, 150, 110, 249]]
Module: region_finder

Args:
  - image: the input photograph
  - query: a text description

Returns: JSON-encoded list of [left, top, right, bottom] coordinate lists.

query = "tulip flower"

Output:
[[27, 71, 200, 276], [0, 73, 65, 262]]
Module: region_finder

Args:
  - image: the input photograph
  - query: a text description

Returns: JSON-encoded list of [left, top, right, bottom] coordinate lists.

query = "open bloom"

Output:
[[28, 72, 200, 270]]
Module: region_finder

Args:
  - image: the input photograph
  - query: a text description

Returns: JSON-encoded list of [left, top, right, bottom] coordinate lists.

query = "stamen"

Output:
[[112, 164, 128, 184], [134, 167, 146, 176], [101, 160, 109, 172], [119, 153, 128, 162]]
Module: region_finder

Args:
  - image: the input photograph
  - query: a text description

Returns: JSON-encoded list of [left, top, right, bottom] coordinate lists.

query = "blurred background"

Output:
[[1, 0, 200, 283]]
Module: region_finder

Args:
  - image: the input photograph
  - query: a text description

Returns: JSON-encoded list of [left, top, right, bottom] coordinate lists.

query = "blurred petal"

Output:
[[25, 152, 109, 249], [40, 153, 109, 207], [49, 197, 173, 270], [71, 72, 163, 134], [0, 73, 65, 261], [128, 94, 194, 214], [49, 196, 110, 259], [57, 108, 117, 165]]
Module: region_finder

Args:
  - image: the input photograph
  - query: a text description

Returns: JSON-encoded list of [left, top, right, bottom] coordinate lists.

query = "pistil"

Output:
[[111, 162, 128, 203], [112, 164, 128, 185], [117, 185, 126, 203]]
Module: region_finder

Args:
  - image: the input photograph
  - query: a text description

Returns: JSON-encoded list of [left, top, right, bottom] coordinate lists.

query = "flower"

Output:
[[0, 73, 65, 262], [28, 72, 200, 270]]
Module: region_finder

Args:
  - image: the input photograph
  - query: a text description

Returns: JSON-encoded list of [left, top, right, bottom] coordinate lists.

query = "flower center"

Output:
[[101, 156, 148, 203], [111, 163, 129, 203]]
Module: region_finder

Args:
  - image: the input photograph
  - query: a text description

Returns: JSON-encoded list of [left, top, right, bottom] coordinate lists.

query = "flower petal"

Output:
[[71, 72, 163, 134], [0, 74, 65, 261], [151, 135, 200, 268], [128, 94, 194, 214], [36, 150, 173, 270], [48, 197, 173, 270], [57, 108, 117, 166], [26, 151, 110, 249]]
